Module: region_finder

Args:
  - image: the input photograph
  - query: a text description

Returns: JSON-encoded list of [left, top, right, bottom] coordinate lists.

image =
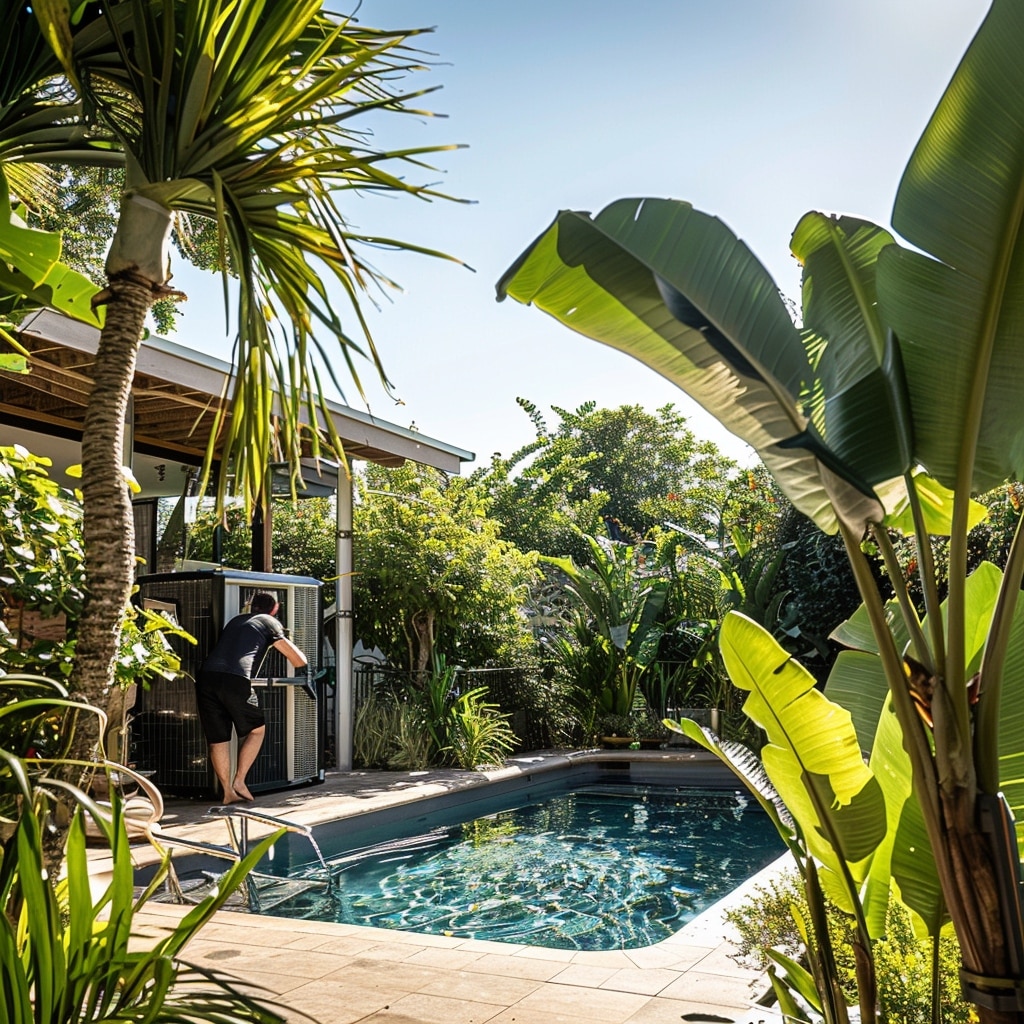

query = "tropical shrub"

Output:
[[352, 693, 404, 769], [726, 872, 975, 1024], [447, 687, 516, 769], [354, 463, 539, 673], [0, 676, 285, 1023], [351, 661, 516, 771], [542, 531, 668, 721], [0, 445, 187, 690]]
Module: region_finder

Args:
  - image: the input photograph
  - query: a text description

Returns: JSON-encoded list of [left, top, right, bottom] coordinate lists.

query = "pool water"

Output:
[[258, 785, 781, 950]]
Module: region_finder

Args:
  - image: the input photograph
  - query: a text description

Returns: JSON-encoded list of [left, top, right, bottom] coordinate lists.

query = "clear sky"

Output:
[[168, 0, 991, 470]]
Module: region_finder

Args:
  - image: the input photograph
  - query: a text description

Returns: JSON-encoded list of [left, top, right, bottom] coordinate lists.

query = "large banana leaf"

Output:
[[877, 0, 1024, 494], [998, 596, 1024, 844], [0, 178, 101, 326], [718, 611, 887, 904], [825, 650, 944, 937], [498, 200, 910, 534], [791, 212, 912, 480]]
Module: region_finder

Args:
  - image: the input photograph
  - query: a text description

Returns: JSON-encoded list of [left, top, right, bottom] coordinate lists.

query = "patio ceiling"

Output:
[[1, 308, 473, 496]]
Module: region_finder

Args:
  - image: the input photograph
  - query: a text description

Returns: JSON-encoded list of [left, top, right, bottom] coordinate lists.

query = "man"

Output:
[[196, 591, 307, 804]]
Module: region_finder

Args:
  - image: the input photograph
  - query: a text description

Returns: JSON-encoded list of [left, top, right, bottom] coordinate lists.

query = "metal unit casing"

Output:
[[132, 569, 323, 798]]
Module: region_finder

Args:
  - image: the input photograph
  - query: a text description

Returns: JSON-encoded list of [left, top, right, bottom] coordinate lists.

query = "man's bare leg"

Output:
[[208, 741, 240, 804], [233, 725, 265, 801]]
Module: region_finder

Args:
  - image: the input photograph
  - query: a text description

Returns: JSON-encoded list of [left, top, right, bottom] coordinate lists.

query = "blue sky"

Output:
[[169, 0, 990, 469]]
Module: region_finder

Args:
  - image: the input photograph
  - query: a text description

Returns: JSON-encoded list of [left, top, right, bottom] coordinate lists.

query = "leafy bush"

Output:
[[725, 871, 976, 1024], [352, 693, 403, 769], [352, 662, 516, 771], [386, 702, 433, 771], [0, 445, 188, 688], [447, 687, 515, 768], [0, 675, 287, 1023]]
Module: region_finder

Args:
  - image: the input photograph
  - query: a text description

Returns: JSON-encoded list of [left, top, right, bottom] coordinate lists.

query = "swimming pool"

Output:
[[249, 772, 781, 951]]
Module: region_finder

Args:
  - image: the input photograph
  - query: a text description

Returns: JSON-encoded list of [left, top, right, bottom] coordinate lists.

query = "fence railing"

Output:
[[344, 663, 555, 753], [322, 660, 731, 762]]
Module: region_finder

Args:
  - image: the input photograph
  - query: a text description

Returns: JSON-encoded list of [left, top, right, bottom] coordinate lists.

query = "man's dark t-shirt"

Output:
[[202, 612, 286, 681]]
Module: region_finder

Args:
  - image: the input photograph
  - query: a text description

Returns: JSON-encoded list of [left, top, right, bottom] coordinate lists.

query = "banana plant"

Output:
[[499, 3, 1024, 1017], [543, 531, 668, 718], [672, 609, 951, 1023]]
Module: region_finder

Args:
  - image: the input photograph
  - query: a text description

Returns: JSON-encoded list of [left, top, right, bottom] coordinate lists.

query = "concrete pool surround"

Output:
[[115, 750, 787, 1024]]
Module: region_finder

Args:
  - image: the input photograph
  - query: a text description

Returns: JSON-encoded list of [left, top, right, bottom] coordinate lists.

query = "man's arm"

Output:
[[272, 635, 308, 669]]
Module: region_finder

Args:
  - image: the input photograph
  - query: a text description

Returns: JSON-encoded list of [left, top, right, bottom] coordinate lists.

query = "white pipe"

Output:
[[335, 473, 354, 770]]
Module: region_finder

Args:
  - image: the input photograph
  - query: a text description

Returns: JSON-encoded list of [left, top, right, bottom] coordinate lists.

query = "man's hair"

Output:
[[250, 592, 277, 615]]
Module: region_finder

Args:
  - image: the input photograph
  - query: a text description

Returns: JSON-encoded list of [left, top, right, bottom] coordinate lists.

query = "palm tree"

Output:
[[28, 0, 462, 728]]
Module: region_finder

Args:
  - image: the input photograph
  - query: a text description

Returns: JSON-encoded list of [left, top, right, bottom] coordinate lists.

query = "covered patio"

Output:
[[1, 307, 474, 767]]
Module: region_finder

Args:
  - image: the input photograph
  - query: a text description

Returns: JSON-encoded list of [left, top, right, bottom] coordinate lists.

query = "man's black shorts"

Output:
[[195, 671, 266, 744]]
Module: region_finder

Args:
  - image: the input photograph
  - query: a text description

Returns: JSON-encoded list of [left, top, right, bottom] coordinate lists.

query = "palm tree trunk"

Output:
[[71, 276, 154, 751]]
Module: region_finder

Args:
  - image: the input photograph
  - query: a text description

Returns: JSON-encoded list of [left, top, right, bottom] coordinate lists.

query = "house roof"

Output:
[[1, 309, 474, 496]]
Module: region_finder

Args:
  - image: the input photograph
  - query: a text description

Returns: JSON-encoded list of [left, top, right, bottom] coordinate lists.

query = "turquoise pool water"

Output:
[[257, 783, 780, 950]]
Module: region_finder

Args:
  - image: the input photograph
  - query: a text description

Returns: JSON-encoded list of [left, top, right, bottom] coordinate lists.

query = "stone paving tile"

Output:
[[284, 932, 379, 954], [625, 998, 780, 1024], [189, 921, 316, 948], [417, 968, 542, 1004], [487, 1008, 596, 1024], [196, 967, 315, 998], [600, 967, 682, 996], [658, 970, 761, 1008], [272, 977, 394, 1024], [343, 940, 428, 962], [455, 937, 527, 955], [343, 1014, 428, 1024], [463, 952, 568, 981], [186, 943, 344, 980], [511, 982, 649, 1022], [624, 994, 748, 1023], [404, 946, 488, 970], [623, 943, 708, 970], [637, 940, 716, 969], [383, 990, 507, 1024], [549, 963, 620, 988], [568, 949, 639, 968], [693, 943, 758, 978], [513, 944, 577, 962], [319, 957, 445, 993]]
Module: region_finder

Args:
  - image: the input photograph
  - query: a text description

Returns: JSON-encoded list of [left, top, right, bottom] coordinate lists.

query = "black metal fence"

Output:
[[344, 663, 557, 754]]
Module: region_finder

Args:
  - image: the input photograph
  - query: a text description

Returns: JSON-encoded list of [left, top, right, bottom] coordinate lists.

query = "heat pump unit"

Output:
[[131, 569, 324, 798]]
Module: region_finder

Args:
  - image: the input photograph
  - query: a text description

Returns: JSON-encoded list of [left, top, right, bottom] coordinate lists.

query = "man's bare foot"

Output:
[[232, 780, 255, 802]]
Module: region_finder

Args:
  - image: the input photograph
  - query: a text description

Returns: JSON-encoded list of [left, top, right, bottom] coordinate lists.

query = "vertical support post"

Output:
[[335, 471, 354, 770]]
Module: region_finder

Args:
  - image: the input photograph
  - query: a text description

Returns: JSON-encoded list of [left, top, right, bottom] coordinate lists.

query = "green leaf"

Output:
[[767, 950, 823, 1018], [791, 212, 913, 482], [829, 597, 908, 657], [884, 471, 988, 537], [878, 0, 1024, 494], [720, 612, 887, 889], [823, 650, 890, 756], [0, 354, 27, 373], [498, 199, 897, 535]]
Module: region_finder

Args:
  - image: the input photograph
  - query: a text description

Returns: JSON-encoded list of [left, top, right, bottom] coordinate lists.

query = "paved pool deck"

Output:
[[113, 750, 787, 1024]]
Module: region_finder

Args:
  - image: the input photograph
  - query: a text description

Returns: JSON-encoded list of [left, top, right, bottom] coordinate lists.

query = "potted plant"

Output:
[[597, 712, 635, 748], [633, 708, 668, 749]]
